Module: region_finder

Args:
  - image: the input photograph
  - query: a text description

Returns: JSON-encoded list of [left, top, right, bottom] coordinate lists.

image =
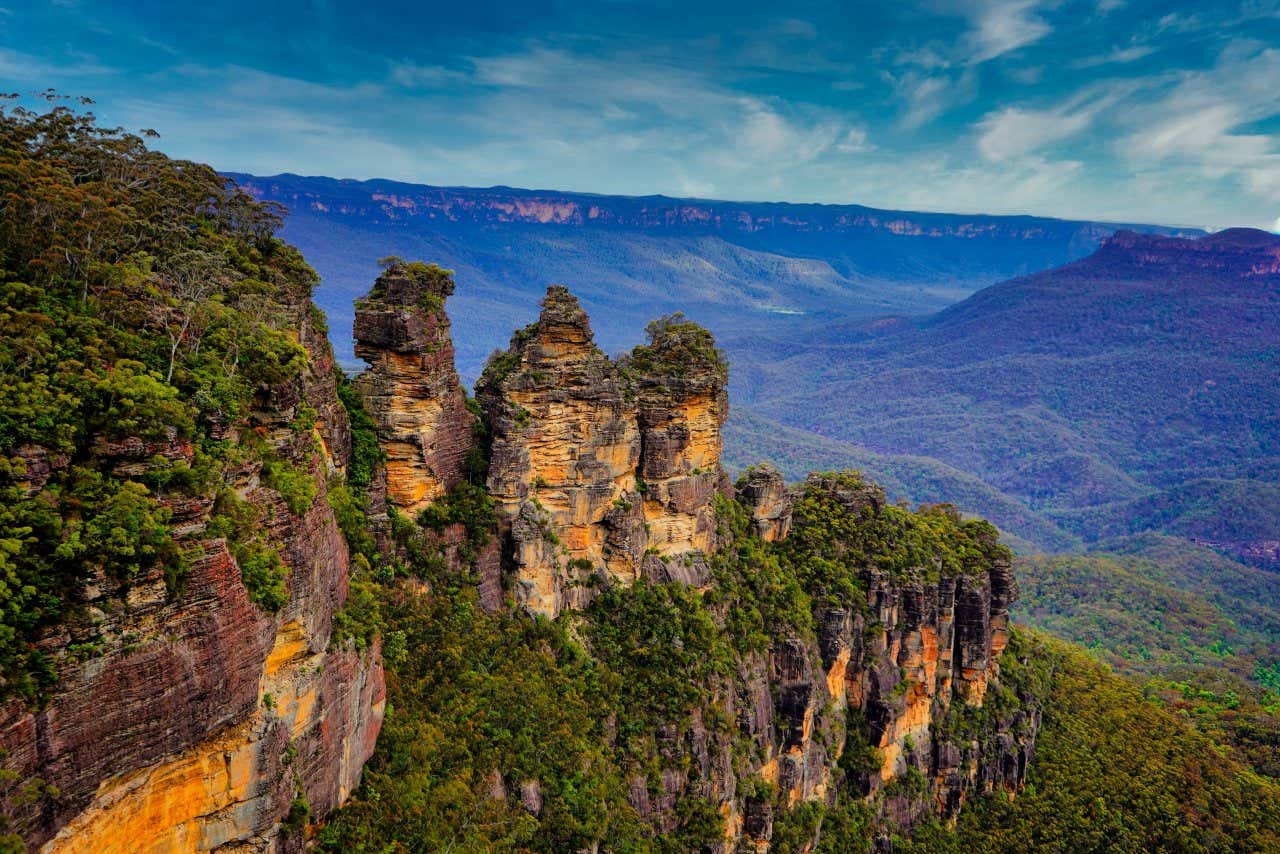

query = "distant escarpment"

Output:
[[741, 227, 1280, 560], [0, 103, 382, 852], [228, 171, 1201, 383], [341, 273, 1039, 848]]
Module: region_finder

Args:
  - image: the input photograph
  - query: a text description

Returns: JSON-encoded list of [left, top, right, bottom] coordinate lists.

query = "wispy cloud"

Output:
[[976, 85, 1130, 160], [962, 0, 1053, 64], [10, 0, 1280, 228], [1120, 45, 1280, 201], [1072, 44, 1156, 68]]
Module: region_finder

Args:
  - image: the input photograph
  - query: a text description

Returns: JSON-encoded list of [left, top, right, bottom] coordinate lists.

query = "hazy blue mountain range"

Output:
[[733, 228, 1280, 563], [228, 172, 1198, 377]]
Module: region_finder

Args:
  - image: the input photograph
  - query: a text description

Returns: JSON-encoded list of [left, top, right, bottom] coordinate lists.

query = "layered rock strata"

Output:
[[0, 292, 384, 851], [624, 314, 730, 559], [354, 262, 476, 516], [474, 288, 730, 617]]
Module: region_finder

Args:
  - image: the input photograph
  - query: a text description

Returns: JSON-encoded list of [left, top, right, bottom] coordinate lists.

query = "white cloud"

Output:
[[963, 1, 1053, 64], [1072, 44, 1156, 68], [1119, 46, 1280, 202], [978, 106, 1094, 160], [976, 86, 1126, 160], [389, 61, 466, 88], [893, 71, 960, 129], [835, 128, 872, 153]]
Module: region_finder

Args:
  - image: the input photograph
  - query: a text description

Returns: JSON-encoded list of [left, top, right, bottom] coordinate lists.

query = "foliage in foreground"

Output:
[[0, 95, 317, 700], [319, 458, 1280, 852]]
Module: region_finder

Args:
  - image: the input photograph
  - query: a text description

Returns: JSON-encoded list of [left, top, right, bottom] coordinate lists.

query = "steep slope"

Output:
[[325, 279, 1037, 850], [227, 172, 1196, 376], [745, 229, 1280, 558], [0, 100, 382, 850], [903, 630, 1280, 853], [1010, 534, 1280, 781]]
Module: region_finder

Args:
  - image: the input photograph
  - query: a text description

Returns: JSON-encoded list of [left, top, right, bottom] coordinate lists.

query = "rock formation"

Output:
[[354, 262, 475, 516], [736, 463, 792, 542], [0, 259, 1037, 852], [0, 288, 384, 851], [474, 287, 646, 615], [625, 472, 1032, 844], [624, 313, 729, 559], [474, 288, 731, 617]]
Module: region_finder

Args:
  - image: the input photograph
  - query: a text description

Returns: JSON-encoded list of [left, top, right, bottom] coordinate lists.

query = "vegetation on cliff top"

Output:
[[620, 312, 729, 388], [0, 95, 318, 699]]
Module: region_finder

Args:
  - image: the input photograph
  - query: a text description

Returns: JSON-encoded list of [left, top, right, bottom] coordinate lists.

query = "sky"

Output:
[[5, 0, 1280, 229]]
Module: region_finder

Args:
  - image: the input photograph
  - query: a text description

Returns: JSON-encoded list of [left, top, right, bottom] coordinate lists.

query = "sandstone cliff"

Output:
[[610, 469, 1034, 848], [353, 261, 475, 517], [473, 288, 730, 617], [0, 289, 384, 852], [348, 277, 1036, 847]]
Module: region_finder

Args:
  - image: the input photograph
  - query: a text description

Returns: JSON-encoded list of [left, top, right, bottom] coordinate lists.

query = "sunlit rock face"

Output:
[[626, 314, 730, 561], [354, 262, 476, 516], [0, 288, 384, 853], [475, 288, 730, 617], [612, 473, 1032, 846]]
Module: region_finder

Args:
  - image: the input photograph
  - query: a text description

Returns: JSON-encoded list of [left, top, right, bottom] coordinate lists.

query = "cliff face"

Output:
[[472, 289, 730, 617], [474, 287, 646, 616], [624, 471, 1033, 846], [0, 293, 384, 852], [626, 315, 730, 561], [312, 273, 1045, 850], [353, 263, 476, 516]]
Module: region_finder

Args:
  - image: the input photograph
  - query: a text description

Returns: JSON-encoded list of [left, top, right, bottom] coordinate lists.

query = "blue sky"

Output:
[[6, 0, 1280, 229]]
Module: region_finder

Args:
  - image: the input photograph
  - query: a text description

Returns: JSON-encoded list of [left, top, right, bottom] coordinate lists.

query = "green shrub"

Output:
[[261, 459, 317, 515]]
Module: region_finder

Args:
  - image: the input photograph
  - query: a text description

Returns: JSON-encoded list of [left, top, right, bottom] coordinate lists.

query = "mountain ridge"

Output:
[[737, 228, 1280, 562], [228, 171, 1205, 236], [226, 171, 1202, 377]]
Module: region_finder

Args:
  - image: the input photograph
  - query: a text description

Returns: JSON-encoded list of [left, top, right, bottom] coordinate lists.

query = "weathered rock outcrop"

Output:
[[354, 262, 475, 516], [624, 314, 729, 559], [475, 289, 730, 617], [475, 287, 645, 616], [0, 294, 384, 851], [737, 463, 792, 542]]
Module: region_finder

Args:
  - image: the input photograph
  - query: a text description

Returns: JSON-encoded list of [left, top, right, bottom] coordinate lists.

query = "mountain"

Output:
[[6, 102, 1280, 853], [226, 172, 1198, 377], [741, 228, 1280, 562]]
